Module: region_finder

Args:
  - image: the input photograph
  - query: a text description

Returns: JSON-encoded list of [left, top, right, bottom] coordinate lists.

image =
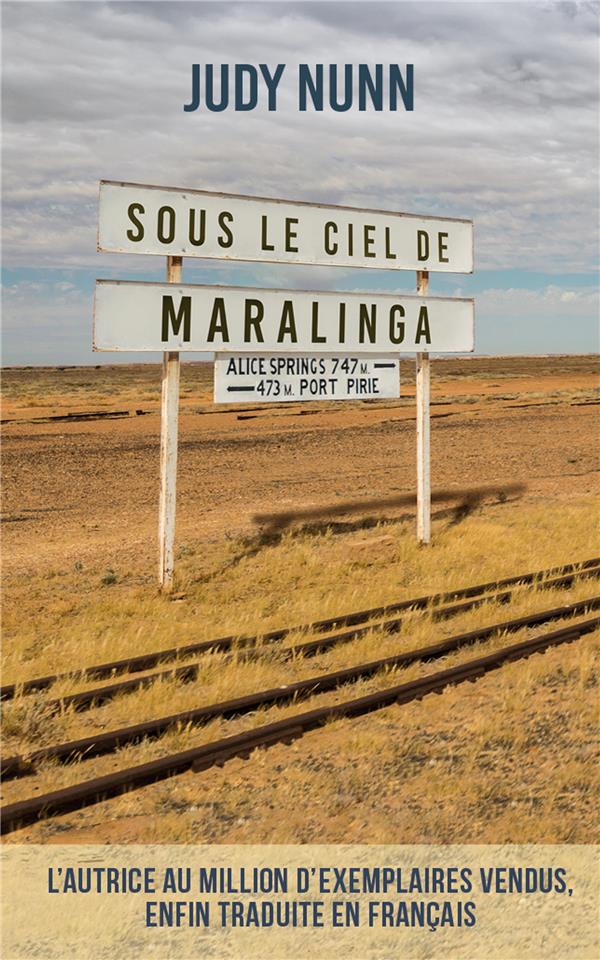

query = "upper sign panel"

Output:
[[98, 181, 474, 273]]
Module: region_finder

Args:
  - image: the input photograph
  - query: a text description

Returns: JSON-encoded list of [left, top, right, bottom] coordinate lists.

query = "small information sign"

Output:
[[214, 354, 399, 403]]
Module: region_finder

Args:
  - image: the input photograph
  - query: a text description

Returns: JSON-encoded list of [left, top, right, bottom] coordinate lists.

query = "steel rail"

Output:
[[3, 596, 599, 780], [2, 556, 598, 703], [2, 616, 598, 836], [21, 566, 600, 714]]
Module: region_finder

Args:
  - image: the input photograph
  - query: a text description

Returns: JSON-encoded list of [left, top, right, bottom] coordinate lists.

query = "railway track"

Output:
[[2, 556, 598, 707], [18, 570, 600, 716], [1, 409, 147, 425], [2, 594, 598, 781], [1, 613, 598, 836]]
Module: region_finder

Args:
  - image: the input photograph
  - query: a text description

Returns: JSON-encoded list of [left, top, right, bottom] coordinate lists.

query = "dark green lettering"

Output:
[[415, 305, 431, 344], [324, 221, 338, 255], [359, 304, 376, 343], [218, 211, 234, 248], [162, 295, 191, 342], [438, 231, 449, 263], [311, 302, 326, 343], [389, 304, 405, 343], [188, 209, 206, 247], [277, 301, 298, 342], [157, 206, 176, 244], [126, 203, 145, 242], [260, 216, 274, 251], [207, 297, 229, 342], [285, 217, 299, 253], [244, 299, 264, 342], [385, 227, 397, 260], [417, 230, 429, 262], [338, 302, 346, 343]]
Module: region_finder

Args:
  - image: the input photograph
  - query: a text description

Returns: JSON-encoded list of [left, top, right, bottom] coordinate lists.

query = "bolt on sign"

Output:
[[94, 181, 474, 589], [214, 355, 400, 403], [98, 180, 473, 273]]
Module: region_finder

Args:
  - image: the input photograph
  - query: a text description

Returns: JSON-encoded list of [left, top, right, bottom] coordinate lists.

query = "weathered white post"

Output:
[[416, 269, 431, 544], [158, 255, 182, 590]]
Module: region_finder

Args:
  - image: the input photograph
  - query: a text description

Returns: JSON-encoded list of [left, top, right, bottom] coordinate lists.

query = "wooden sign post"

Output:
[[416, 269, 431, 544], [158, 256, 182, 590]]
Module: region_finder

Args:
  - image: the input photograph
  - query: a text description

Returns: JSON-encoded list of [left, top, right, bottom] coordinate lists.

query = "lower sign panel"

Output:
[[214, 354, 399, 403], [94, 280, 474, 353]]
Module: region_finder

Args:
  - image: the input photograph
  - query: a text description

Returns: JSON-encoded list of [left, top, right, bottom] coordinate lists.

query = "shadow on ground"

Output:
[[195, 483, 527, 583]]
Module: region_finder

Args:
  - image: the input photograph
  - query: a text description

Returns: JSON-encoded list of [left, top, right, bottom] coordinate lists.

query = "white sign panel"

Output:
[[214, 354, 400, 403], [98, 181, 473, 273], [93, 281, 475, 354]]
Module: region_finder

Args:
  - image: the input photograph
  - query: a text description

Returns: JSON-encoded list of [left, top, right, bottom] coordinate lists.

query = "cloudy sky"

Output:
[[2, 0, 599, 364]]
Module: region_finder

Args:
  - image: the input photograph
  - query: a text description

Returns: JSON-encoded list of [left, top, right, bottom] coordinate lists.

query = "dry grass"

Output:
[[3, 355, 596, 414], [0, 363, 213, 410], [2, 573, 598, 755], [1, 494, 599, 842], [4, 622, 598, 845], [2, 495, 598, 686], [1, 355, 598, 843]]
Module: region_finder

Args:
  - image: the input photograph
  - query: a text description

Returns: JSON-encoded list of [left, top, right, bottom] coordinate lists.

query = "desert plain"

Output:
[[1, 354, 598, 843]]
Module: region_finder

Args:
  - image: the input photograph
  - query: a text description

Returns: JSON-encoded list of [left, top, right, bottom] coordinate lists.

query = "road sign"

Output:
[[98, 180, 474, 273], [95, 179, 476, 587], [214, 354, 400, 403], [93, 281, 474, 354]]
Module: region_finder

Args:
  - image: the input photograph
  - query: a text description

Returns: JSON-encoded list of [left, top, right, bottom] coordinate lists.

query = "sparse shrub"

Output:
[[101, 568, 118, 586], [177, 544, 195, 559], [2, 696, 60, 744]]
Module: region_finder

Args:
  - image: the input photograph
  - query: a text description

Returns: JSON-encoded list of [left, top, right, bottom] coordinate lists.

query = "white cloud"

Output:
[[1, 1, 598, 362], [474, 282, 599, 354], [479, 284, 600, 314], [2, 1, 598, 272]]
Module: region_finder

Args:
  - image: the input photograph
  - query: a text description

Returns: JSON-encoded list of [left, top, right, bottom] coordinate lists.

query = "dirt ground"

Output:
[[1, 355, 599, 845], [2, 355, 598, 575]]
